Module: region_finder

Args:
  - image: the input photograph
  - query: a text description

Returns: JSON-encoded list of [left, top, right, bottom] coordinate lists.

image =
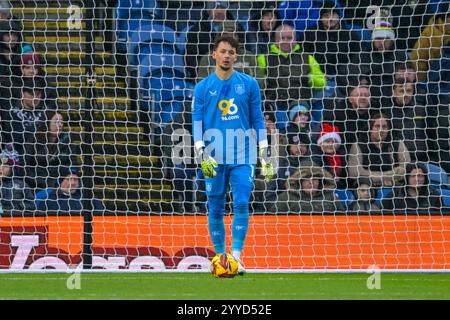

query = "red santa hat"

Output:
[[21, 53, 41, 66], [317, 123, 342, 146]]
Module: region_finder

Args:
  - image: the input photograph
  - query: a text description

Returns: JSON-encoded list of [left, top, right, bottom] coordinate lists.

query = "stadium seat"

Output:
[[335, 189, 355, 209], [278, 0, 344, 39], [129, 22, 178, 58], [426, 163, 449, 186], [138, 54, 185, 92], [116, 11, 156, 53], [176, 24, 194, 55], [131, 41, 177, 66], [116, 0, 160, 21], [441, 187, 450, 208], [141, 78, 194, 126], [275, 108, 289, 131], [35, 188, 54, 209], [374, 187, 393, 206]]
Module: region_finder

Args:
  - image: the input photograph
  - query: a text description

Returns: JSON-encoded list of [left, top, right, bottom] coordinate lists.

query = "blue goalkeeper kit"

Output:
[[192, 71, 267, 257]]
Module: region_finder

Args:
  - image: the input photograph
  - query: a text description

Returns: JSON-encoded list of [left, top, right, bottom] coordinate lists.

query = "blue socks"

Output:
[[208, 196, 226, 254], [208, 198, 250, 257], [231, 202, 249, 260]]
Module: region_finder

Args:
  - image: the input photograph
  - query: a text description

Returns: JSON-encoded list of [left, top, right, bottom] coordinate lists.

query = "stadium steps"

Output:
[[17, 0, 174, 213]]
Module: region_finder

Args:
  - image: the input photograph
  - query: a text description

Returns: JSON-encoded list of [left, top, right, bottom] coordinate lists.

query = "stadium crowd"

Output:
[[0, 0, 449, 214], [164, 0, 450, 214], [0, 0, 103, 214]]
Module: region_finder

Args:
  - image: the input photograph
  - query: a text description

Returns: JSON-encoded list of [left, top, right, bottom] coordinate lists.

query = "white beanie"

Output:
[[372, 21, 395, 40]]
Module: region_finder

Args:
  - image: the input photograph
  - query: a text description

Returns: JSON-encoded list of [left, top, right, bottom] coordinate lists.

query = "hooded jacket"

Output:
[[267, 161, 344, 214]]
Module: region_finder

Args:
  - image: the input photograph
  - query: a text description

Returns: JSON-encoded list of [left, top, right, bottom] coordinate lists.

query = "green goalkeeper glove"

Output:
[[259, 147, 274, 182], [201, 154, 218, 179]]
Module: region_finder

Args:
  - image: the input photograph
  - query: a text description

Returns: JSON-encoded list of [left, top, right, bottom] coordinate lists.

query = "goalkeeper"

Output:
[[192, 35, 274, 274]]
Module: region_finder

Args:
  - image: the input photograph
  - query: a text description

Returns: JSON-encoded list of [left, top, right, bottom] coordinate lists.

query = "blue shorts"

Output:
[[205, 164, 255, 200]]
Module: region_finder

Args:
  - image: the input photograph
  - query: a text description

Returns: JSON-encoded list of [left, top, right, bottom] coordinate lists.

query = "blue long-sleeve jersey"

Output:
[[192, 71, 267, 165]]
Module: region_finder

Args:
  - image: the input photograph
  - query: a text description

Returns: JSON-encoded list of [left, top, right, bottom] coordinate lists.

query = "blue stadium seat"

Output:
[[441, 187, 450, 208], [275, 107, 289, 131], [426, 163, 449, 187], [141, 78, 194, 126], [138, 54, 185, 92], [374, 187, 393, 206], [278, 0, 344, 39], [116, 0, 160, 20], [176, 24, 194, 55], [131, 41, 177, 66], [129, 22, 178, 58], [116, 11, 155, 52], [35, 188, 54, 209], [335, 189, 355, 209]]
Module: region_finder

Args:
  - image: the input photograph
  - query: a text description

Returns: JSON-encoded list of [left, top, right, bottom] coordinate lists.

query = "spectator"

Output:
[[286, 100, 315, 137], [185, 1, 236, 80], [381, 162, 443, 213], [1, 53, 56, 110], [342, 0, 432, 50], [302, 1, 361, 81], [427, 44, 450, 103], [344, 20, 407, 100], [36, 167, 104, 213], [161, 102, 198, 212], [197, 21, 264, 88], [277, 0, 332, 40], [311, 123, 347, 188], [411, 2, 450, 82], [267, 160, 344, 214], [0, 154, 36, 214], [24, 110, 80, 191], [0, 20, 23, 84], [348, 177, 380, 214], [246, 4, 280, 55], [425, 43, 450, 173], [322, 83, 372, 152], [0, 1, 11, 21], [253, 111, 288, 211], [394, 61, 417, 84], [390, 82, 429, 162], [348, 112, 411, 187], [1, 77, 47, 156], [286, 127, 311, 166], [260, 23, 327, 107]]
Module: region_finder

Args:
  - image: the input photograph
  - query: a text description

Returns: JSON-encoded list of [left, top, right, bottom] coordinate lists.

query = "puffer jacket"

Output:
[[268, 161, 344, 214]]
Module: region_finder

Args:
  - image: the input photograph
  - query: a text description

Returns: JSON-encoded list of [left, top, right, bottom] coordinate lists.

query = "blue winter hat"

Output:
[[58, 166, 79, 185], [289, 102, 310, 122]]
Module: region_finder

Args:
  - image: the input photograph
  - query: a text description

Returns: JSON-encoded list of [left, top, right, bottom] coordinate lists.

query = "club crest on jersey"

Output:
[[234, 84, 245, 95], [218, 98, 240, 121]]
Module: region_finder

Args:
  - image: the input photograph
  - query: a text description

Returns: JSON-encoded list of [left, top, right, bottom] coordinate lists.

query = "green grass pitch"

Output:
[[0, 273, 449, 300]]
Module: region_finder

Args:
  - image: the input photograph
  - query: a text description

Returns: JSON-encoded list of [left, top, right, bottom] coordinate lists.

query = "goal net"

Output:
[[0, 0, 449, 272]]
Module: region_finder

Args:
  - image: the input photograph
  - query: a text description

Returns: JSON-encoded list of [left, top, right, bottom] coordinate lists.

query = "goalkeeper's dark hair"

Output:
[[213, 35, 239, 51]]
